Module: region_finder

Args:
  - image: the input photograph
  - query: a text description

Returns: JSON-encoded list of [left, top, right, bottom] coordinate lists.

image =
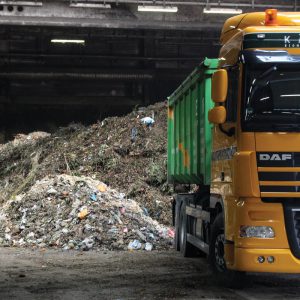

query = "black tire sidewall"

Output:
[[209, 213, 246, 288], [209, 214, 226, 273]]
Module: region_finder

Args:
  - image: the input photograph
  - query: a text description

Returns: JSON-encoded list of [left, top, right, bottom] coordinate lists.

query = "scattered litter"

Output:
[[145, 242, 153, 251], [47, 187, 57, 195], [108, 226, 118, 234], [0, 102, 174, 251], [128, 240, 142, 250], [4, 131, 51, 148], [142, 207, 149, 216], [0, 175, 173, 251], [89, 193, 97, 201], [135, 229, 147, 242], [141, 117, 155, 127], [131, 127, 138, 142], [81, 237, 94, 251], [97, 184, 107, 193], [78, 207, 89, 220], [168, 228, 175, 238], [119, 207, 126, 215]]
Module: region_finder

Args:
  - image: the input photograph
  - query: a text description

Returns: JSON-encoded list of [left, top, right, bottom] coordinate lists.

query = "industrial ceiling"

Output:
[[0, 0, 298, 136]]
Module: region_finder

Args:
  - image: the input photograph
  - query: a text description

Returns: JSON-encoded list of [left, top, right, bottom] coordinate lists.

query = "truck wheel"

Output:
[[209, 214, 246, 288], [179, 203, 198, 257]]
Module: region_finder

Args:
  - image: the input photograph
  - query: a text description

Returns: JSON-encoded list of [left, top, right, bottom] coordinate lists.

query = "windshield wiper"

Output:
[[247, 65, 277, 106], [257, 65, 277, 80]]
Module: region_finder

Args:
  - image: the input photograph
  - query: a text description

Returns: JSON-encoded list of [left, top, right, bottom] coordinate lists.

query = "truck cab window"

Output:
[[243, 64, 300, 131], [225, 67, 239, 122]]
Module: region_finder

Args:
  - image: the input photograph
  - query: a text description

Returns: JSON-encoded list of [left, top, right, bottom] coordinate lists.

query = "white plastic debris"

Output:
[[84, 224, 92, 232], [119, 193, 126, 199], [128, 239, 142, 250], [81, 237, 94, 251], [141, 117, 155, 126], [26, 232, 35, 239], [47, 187, 58, 195], [5, 234, 11, 241], [62, 228, 69, 234], [145, 242, 153, 251]]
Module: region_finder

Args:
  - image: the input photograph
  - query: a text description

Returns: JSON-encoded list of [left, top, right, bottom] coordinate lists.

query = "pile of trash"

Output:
[[0, 131, 51, 149], [0, 102, 175, 251], [0, 174, 174, 251]]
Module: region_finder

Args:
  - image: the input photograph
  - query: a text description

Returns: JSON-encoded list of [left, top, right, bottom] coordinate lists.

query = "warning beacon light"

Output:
[[265, 8, 278, 26]]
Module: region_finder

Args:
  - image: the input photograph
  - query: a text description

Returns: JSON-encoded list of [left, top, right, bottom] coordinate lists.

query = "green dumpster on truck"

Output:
[[167, 58, 218, 186]]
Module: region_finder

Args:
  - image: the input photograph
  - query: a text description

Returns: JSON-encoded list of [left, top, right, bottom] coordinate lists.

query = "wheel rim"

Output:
[[214, 233, 226, 272]]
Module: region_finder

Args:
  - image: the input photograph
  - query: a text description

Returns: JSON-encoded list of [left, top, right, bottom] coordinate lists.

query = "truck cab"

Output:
[[169, 9, 300, 287]]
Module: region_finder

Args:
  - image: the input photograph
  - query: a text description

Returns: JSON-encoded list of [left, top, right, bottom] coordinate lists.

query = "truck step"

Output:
[[186, 205, 210, 222], [187, 233, 209, 254]]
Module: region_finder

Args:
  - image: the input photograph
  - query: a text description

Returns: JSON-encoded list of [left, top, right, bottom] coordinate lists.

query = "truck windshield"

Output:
[[243, 66, 300, 131]]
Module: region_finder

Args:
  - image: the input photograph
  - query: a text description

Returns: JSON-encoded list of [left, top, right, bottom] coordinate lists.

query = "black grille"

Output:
[[260, 186, 300, 193], [259, 172, 300, 181], [294, 211, 300, 246], [257, 152, 300, 194]]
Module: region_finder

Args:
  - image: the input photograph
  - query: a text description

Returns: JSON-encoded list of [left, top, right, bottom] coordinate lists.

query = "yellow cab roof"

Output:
[[221, 12, 300, 45]]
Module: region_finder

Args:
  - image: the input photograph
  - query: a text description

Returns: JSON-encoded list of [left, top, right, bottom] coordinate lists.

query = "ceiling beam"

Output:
[[0, 95, 141, 106], [0, 16, 222, 30], [70, 0, 298, 9]]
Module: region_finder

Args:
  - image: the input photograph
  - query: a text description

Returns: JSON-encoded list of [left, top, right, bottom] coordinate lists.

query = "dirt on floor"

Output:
[[1, 248, 300, 300]]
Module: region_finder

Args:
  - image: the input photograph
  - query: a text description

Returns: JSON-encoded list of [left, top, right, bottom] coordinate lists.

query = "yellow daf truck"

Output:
[[168, 9, 300, 287]]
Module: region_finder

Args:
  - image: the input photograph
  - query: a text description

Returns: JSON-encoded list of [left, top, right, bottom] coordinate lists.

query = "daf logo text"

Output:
[[259, 153, 292, 161]]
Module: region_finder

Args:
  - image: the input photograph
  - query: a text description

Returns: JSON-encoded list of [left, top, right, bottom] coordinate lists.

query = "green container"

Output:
[[167, 58, 218, 185]]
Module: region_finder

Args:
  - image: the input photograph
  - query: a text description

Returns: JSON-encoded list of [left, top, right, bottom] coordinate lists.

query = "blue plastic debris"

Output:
[[131, 127, 138, 142], [90, 193, 97, 201], [142, 207, 149, 216]]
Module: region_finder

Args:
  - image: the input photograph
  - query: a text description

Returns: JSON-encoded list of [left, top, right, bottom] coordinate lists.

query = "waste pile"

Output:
[[0, 174, 174, 251], [0, 100, 173, 245], [0, 131, 51, 149]]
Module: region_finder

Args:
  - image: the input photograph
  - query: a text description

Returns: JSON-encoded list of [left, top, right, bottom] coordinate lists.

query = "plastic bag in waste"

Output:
[[145, 242, 153, 251], [78, 207, 89, 219], [81, 237, 94, 251], [141, 117, 155, 126], [128, 239, 142, 250]]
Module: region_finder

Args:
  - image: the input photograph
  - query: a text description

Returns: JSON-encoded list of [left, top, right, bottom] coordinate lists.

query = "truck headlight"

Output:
[[240, 226, 275, 238]]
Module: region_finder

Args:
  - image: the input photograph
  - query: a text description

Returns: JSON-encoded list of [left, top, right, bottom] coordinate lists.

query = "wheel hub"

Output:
[[214, 233, 226, 271]]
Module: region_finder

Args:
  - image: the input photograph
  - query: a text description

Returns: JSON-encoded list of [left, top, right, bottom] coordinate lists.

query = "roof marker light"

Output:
[[265, 8, 278, 26]]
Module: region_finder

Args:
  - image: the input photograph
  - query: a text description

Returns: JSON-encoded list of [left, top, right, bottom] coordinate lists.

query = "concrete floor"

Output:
[[0, 248, 300, 299]]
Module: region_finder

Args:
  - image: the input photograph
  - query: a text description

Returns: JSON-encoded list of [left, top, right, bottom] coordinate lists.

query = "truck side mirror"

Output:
[[208, 106, 227, 124], [212, 69, 228, 103]]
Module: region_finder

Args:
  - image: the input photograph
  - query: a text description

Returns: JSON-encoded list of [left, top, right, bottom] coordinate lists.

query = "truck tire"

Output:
[[179, 202, 198, 257], [209, 214, 246, 288]]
